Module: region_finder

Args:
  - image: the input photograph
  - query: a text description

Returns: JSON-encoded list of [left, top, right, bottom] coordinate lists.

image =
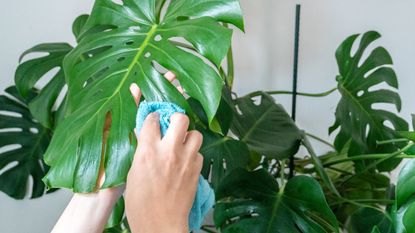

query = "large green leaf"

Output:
[[231, 92, 302, 159], [43, 0, 243, 192], [199, 127, 251, 189], [0, 86, 52, 199], [392, 159, 415, 233], [214, 168, 339, 233], [329, 31, 408, 171]]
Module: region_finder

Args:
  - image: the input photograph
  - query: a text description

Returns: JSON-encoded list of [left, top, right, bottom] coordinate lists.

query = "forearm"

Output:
[[51, 192, 118, 233]]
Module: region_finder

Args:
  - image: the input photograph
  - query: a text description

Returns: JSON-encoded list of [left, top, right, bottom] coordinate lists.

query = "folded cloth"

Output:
[[135, 101, 215, 231]]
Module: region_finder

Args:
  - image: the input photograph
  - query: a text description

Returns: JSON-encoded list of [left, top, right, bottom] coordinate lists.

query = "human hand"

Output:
[[52, 72, 182, 233], [125, 73, 204, 233]]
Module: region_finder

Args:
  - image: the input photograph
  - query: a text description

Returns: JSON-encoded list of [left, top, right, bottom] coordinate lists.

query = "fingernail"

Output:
[[149, 112, 159, 119], [130, 83, 139, 94]]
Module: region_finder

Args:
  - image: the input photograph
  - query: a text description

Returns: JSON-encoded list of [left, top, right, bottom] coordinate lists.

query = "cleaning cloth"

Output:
[[135, 101, 215, 231]]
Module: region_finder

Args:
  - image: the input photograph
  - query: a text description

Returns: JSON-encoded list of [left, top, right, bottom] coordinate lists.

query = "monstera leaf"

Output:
[[0, 86, 52, 199], [231, 92, 301, 159], [199, 127, 251, 189], [214, 168, 339, 233], [42, 0, 243, 192], [391, 159, 415, 233], [14, 15, 89, 129], [14, 43, 72, 129], [329, 31, 408, 171]]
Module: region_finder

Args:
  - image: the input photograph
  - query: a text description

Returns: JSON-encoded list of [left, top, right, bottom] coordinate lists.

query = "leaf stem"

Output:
[[341, 142, 414, 184], [246, 87, 337, 99], [323, 153, 415, 167], [305, 132, 335, 149], [377, 138, 409, 145], [279, 160, 286, 188], [302, 133, 340, 196], [330, 198, 395, 206]]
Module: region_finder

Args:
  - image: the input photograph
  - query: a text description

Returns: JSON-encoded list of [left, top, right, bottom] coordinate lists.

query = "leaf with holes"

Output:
[[199, 127, 251, 189], [14, 15, 89, 129], [329, 31, 408, 171], [15, 43, 72, 129], [42, 0, 243, 192], [214, 168, 339, 233], [0, 86, 52, 199], [231, 92, 302, 159]]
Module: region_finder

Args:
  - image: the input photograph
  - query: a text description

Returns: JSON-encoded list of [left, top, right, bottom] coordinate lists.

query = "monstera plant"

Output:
[[2, 0, 415, 232]]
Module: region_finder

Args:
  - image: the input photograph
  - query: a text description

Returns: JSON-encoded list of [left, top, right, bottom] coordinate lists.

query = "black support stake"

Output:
[[289, 4, 301, 178]]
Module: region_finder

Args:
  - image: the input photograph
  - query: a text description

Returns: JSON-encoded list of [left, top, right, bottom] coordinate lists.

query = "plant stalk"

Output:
[[302, 133, 340, 196], [324, 153, 415, 167], [305, 132, 335, 149], [246, 87, 337, 99], [341, 142, 414, 184], [377, 138, 409, 145]]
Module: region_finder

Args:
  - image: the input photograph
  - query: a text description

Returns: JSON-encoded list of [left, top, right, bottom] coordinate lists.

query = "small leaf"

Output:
[[231, 92, 301, 159], [214, 168, 339, 233]]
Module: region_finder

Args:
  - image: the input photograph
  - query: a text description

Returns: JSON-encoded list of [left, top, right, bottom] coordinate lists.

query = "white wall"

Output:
[[1, 0, 415, 232]]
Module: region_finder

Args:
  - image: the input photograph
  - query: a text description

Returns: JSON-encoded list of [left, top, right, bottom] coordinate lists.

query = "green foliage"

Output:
[[214, 168, 339, 233], [42, 0, 244, 192], [329, 31, 408, 171], [15, 43, 72, 129], [392, 159, 415, 233], [346, 208, 394, 233], [231, 92, 302, 159], [3, 1, 415, 232], [0, 87, 52, 199], [199, 127, 251, 189]]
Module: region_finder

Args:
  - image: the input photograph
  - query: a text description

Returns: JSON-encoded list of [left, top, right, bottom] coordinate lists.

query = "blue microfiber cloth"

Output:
[[135, 101, 215, 231]]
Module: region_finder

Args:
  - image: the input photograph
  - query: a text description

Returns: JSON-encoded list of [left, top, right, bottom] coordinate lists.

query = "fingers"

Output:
[[129, 83, 142, 106], [184, 130, 203, 152], [195, 153, 204, 172], [164, 113, 189, 146], [164, 71, 184, 95], [138, 112, 161, 143], [164, 71, 176, 82]]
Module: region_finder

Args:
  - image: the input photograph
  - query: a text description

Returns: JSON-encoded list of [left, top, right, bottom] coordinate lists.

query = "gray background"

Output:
[[1, 0, 415, 232]]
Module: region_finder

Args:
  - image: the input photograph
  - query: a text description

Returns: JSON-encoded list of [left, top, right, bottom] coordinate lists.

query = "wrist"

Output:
[[72, 191, 118, 210]]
